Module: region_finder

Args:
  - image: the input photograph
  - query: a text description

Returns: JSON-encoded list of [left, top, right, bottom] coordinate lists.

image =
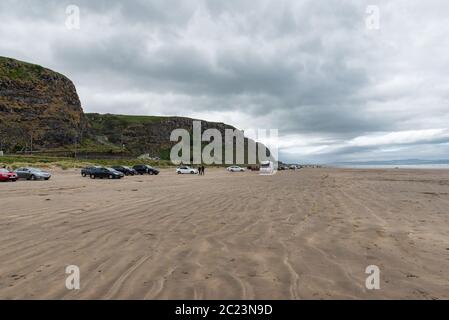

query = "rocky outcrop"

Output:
[[0, 57, 88, 151]]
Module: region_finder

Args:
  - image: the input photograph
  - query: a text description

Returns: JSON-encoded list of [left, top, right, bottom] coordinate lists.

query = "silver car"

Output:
[[14, 167, 51, 180]]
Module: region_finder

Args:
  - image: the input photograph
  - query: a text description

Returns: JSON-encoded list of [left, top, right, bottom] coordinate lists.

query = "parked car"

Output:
[[176, 166, 199, 174], [14, 167, 51, 180], [0, 168, 18, 182], [227, 166, 245, 172], [112, 166, 137, 176], [89, 167, 124, 179], [81, 166, 101, 177], [133, 164, 160, 175]]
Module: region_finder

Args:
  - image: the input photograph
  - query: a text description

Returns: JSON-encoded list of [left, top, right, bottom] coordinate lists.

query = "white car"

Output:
[[227, 166, 245, 172], [176, 166, 199, 174]]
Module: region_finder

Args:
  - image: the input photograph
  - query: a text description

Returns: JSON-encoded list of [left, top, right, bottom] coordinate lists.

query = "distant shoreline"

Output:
[[330, 164, 449, 169]]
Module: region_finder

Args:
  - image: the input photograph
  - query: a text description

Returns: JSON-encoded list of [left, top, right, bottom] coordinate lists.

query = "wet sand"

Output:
[[0, 168, 449, 299]]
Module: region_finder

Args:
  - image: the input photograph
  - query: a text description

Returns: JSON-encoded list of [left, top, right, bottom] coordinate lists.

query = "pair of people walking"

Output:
[[198, 165, 205, 176]]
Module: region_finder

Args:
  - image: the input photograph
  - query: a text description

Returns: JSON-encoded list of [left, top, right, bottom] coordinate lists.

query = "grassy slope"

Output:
[[85, 113, 166, 129], [85, 113, 167, 155], [0, 56, 59, 82], [0, 155, 173, 170]]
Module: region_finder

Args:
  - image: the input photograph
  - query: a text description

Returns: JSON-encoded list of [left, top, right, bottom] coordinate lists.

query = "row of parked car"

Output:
[[175, 165, 246, 174], [81, 165, 160, 179], [1, 164, 252, 183], [0, 167, 52, 182]]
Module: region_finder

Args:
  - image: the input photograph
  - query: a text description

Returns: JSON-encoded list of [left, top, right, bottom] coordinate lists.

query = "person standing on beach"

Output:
[[202, 165, 205, 176], [198, 166, 202, 175]]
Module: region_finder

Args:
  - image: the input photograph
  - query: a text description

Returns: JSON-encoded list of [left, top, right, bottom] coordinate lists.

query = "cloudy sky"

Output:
[[1, 0, 449, 163]]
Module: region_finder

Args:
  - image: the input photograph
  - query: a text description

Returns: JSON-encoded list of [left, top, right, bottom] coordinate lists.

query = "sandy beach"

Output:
[[0, 168, 448, 299]]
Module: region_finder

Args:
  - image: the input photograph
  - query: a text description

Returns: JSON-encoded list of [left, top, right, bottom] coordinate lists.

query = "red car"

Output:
[[0, 168, 18, 182]]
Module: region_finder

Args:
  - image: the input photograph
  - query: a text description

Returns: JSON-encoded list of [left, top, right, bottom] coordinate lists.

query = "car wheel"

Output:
[[109, 174, 113, 179], [90, 174, 95, 179], [82, 173, 86, 177], [45, 178, 50, 181], [30, 175, 36, 181], [149, 171, 154, 175], [191, 171, 195, 174]]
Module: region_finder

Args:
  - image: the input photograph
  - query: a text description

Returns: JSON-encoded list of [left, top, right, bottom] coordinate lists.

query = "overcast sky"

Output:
[[1, 0, 449, 163]]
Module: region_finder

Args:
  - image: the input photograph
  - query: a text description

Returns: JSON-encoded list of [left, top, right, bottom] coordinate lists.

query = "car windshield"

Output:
[[0, 169, 9, 173], [123, 166, 131, 169], [29, 168, 42, 172], [261, 163, 270, 168]]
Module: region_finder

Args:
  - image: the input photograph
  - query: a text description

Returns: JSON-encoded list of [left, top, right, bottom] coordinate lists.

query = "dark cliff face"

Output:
[[0, 57, 272, 162], [85, 113, 270, 162], [0, 57, 88, 151]]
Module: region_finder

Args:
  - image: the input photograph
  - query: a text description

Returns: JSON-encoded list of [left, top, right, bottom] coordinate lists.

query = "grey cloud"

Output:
[[1, 0, 448, 162]]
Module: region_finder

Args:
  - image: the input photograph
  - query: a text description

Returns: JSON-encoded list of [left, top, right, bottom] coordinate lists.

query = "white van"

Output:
[[259, 161, 275, 175]]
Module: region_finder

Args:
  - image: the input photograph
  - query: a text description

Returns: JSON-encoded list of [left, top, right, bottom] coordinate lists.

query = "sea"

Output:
[[333, 164, 449, 169]]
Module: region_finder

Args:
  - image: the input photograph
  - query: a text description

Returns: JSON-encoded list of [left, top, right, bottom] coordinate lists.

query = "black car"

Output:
[[132, 164, 160, 175], [112, 166, 137, 176], [89, 167, 124, 179], [81, 166, 101, 177]]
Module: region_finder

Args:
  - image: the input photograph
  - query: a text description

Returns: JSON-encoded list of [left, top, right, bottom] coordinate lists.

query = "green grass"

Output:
[[44, 138, 125, 154], [103, 114, 167, 123], [0, 155, 243, 170], [0, 57, 46, 81], [0, 155, 174, 170], [86, 113, 166, 128]]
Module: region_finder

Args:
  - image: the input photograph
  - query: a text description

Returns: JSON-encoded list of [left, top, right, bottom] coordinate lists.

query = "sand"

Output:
[[0, 168, 449, 299]]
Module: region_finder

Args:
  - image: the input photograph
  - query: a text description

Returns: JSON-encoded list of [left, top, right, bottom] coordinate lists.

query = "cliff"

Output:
[[0, 57, 88, 151], [0, 57, 271, 163], [86, 113, 266, 161]]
